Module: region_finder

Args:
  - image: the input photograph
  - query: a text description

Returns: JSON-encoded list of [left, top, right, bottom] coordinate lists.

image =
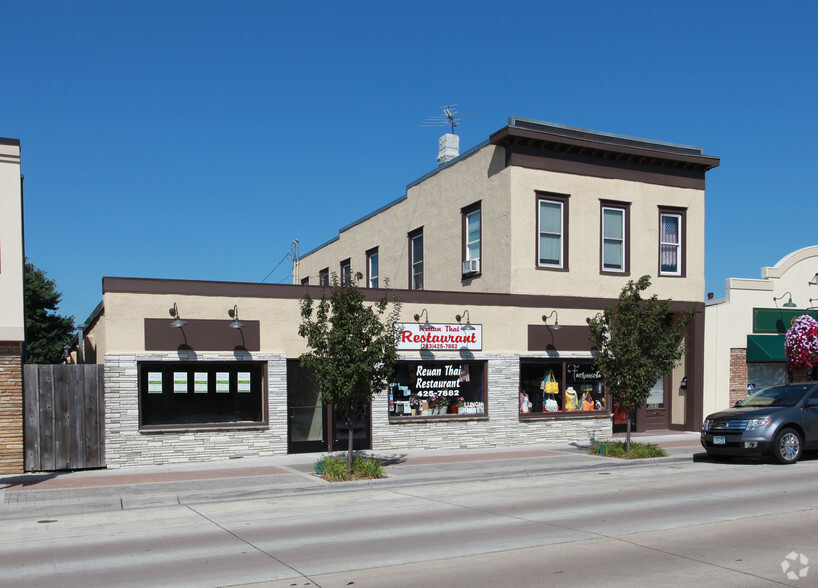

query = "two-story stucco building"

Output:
[[77, 117, 719, 468], [298, 117, 719, 434]]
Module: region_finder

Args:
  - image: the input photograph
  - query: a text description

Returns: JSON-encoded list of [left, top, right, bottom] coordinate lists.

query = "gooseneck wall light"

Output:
[[542, 310, 562, 330], [414, 309, 434, 331], [169, 303, 187, 328], [228, 305, 244, 329], [455, 310, 475, 331], [773, 292, 797, 308]]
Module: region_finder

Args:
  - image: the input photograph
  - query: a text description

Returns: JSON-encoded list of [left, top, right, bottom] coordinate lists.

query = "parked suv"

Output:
[[701, 382, 818, 464]]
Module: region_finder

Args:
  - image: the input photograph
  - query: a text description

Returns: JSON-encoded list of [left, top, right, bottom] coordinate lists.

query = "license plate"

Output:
[[713, 436, 726, 445]]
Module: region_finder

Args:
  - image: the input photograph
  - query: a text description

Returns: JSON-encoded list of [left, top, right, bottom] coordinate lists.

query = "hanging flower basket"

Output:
[[784, 315, 818, 370]]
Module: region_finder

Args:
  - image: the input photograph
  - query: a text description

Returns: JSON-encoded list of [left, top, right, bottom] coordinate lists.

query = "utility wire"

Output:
[[261, 252, 291, 283]]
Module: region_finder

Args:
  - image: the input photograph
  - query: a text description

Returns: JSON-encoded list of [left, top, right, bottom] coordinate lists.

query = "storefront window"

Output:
[[139, 361, 266, 428], [519, 360, 606, 415], [389, 360, 486, 418]]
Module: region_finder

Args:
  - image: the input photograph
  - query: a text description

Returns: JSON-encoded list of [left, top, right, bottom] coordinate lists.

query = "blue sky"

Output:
[[3, 1, 817, 321]]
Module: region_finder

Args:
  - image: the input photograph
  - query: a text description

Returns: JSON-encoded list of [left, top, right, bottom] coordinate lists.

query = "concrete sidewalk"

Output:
[[0, 431, 703, 519]]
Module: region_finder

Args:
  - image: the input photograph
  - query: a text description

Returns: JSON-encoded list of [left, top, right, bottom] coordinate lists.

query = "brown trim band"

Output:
[[106, 277, 702, 315]]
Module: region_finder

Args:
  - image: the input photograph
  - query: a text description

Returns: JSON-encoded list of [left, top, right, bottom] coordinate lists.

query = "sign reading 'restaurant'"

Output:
[[395, 323, 483, 351]]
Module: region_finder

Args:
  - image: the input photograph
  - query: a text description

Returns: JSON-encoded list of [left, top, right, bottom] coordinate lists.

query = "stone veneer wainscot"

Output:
[[104, 352, 288, 468], [372, 354, 612, 451]]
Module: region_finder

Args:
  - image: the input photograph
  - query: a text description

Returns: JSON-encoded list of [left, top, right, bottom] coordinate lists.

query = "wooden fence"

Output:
[[23, 364, 105, 471]]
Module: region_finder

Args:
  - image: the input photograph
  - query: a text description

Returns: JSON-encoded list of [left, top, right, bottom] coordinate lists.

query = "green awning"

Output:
[[746, 334, 787, 362]]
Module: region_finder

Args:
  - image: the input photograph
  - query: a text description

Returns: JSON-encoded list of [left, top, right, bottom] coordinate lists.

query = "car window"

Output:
[[738, 384, 812, 408]]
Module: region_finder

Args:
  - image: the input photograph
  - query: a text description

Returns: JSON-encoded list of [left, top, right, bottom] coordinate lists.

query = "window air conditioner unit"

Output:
[[462, 258, 480, 275]]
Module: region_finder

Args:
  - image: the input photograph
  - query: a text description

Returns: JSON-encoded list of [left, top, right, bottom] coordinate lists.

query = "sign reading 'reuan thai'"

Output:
[[396, 323, 482, 351]]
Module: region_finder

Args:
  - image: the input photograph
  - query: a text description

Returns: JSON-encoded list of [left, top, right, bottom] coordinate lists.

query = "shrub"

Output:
[[315, 453, 386, 481], [589, 441, 667, 459], [353, 454, 386, 479]]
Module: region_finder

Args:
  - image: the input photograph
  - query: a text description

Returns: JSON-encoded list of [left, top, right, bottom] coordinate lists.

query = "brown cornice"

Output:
[[490, 125, 719, 190]]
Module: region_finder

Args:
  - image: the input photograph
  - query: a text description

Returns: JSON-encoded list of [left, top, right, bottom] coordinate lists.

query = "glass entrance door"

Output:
[[287, 360, 326, 453]]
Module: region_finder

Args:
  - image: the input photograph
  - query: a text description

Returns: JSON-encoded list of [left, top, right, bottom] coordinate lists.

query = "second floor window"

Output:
[[367, 248, 379, 288], [340, 259, 351, 285], [601, 205, 626, 273], [462, 203, 481, 275], [538, 197, 566, 268], [409, 229, 423, 290], [319, 268, 329, 286], [659, 212, 683, 276]]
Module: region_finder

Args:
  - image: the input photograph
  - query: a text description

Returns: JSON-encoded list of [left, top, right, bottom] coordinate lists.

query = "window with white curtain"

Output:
[[660, 212, 682, 276], [646, 376, 665, 409]]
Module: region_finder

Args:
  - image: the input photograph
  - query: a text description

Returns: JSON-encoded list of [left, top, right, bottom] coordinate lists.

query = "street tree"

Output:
[[298, 272, 401, 473], [587, 275, 693, 450], [24, 260, 75, 364]]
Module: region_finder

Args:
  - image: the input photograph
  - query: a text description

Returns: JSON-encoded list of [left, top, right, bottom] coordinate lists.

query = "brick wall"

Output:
[[0, 343, 23, 474], [729, 348, 748, 407]]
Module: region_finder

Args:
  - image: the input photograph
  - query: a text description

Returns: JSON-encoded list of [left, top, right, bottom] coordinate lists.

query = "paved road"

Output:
[[2, 457, 817, 587]]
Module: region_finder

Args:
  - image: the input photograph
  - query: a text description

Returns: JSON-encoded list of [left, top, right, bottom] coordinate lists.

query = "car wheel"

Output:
[[772, 427, 802, 464]]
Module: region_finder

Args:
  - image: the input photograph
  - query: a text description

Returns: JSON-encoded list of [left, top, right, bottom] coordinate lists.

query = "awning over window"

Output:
[[746, 334, 787, 362]]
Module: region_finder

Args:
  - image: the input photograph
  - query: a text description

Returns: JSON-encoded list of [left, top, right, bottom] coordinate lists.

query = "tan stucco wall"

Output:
[[297, 145, 512, 293], [102, 292, 310, 356], [508, 167, 705, 301], [100, 287, 609, 358], [0, 142, 24, 342], [703, 245, 818, 415], [298, 142, 705, 304]]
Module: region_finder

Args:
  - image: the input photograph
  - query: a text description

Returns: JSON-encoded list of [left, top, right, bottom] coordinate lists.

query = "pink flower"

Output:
[[785, 315, 818, 369]]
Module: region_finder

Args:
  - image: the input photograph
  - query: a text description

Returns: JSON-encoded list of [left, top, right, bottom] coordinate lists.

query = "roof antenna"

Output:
[[421, 104, 477, 133], [421, 105, 478, 165]]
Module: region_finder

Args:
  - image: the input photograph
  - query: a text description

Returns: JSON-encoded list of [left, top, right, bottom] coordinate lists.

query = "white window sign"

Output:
[[216, 372, 230, 393], [173, 372, 188, 393], [237, 372, 252, 393], [148, 372, 163, 394], [194, 372, 208, 393]]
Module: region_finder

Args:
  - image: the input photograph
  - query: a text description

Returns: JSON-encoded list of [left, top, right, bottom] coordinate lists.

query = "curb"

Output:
[[0, 451, 698, 520]]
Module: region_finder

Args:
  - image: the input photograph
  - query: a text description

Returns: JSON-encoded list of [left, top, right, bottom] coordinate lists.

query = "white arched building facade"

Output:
[[704, 246, 818, 415]]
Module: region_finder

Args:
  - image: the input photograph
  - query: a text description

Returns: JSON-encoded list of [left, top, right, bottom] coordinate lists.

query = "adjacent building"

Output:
[[0, 138, 25, 474], [704, 246, 818, 414]]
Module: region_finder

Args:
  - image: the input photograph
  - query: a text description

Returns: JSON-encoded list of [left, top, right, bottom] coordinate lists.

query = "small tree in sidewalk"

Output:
[[298, 272, 401, 474], [587, 275, 693, 451]]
